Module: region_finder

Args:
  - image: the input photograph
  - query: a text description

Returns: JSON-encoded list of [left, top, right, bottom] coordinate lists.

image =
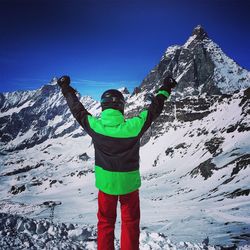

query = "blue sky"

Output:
[[0, 0, 249, 99]]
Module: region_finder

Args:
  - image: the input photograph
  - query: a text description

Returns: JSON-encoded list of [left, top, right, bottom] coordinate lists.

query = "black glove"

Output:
[[159, 76, 177, 94], [163, 76, 177, 89], [57, 75, 70, 88], [57, 75, 77, 96]]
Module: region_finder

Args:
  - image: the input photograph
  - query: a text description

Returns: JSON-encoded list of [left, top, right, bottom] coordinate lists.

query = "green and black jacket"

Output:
[[61, 86, 170, 195]]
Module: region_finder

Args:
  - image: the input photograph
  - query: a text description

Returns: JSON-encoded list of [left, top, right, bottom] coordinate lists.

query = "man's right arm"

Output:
[[57, 76, 91, 131]]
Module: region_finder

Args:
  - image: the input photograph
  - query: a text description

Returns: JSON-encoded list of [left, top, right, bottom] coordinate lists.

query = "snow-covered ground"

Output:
[[0, 212, 249, 250], [0, 88, 249, 249]]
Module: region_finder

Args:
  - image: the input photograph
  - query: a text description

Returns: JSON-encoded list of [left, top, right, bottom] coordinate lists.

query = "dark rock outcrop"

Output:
[[190, 158, 217, 180]]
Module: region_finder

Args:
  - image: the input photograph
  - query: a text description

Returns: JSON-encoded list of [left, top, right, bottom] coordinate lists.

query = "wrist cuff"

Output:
[[61, 85, 76, 96], [156, 90, 170, 98]]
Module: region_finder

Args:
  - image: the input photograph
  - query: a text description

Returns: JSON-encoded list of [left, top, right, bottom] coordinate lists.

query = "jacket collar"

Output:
[[101, 109, 124, 126]]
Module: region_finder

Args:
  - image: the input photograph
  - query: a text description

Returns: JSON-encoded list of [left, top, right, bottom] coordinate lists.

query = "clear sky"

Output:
[[0, 0, 249, 99]]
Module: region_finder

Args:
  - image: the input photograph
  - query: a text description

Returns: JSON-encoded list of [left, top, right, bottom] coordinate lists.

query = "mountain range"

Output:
[[0, 25, 249, 249]]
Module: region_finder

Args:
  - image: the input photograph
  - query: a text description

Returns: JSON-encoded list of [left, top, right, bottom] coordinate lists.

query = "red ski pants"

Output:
[[97, 189, 140, 250]]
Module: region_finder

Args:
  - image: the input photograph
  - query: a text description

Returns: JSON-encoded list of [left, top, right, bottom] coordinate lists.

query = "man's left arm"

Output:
[[139, 76, 177, 134]]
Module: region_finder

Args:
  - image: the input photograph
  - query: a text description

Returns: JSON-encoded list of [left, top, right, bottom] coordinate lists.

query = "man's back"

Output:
[[57, 75, 177, 250]]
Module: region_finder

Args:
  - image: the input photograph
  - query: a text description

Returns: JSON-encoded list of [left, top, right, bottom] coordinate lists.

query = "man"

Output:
[[57, 76, 177, 250]]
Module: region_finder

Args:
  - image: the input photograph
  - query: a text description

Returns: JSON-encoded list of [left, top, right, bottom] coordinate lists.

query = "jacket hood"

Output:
[[101, 109, 125, 127]]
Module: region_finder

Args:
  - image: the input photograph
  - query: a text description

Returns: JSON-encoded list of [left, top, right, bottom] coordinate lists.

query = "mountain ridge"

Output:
[[134, 25, 250, 98], [0, 25, 249, 247]]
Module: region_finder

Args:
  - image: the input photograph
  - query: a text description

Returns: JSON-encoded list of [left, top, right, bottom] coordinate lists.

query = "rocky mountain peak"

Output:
[[192, 25, 208, 40], [136, 25, 250, 98], [49, 77, 58, 85], [118, 87, 130, 95]]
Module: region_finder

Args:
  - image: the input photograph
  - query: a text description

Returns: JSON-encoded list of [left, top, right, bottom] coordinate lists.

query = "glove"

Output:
[[57, 75, 70, 88], [57, 75, 76, 96], [163, 76, 177, 89], [159, 76, 177, 95]]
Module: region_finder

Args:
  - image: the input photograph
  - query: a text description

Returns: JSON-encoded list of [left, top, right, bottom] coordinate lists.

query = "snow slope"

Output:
[[0, 88, 249, 248]]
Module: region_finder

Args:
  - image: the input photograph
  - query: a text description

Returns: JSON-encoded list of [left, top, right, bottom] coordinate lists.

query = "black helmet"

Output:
[[101, 89, 125, 113]]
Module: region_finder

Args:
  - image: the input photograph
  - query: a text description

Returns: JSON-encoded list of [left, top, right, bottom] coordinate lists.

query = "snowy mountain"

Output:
[[0, 26, 250, 249], [0, 78, 99, 151], [135, 25, 250, 98]]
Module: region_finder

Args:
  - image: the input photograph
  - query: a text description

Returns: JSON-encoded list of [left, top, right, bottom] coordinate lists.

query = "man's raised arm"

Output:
[[57, 75, 91, 130], [147, 76, 177, 121], [138, 76, 177, 135]]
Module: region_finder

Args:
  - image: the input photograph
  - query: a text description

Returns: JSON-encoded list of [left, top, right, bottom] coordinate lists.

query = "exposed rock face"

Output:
[[192, 25, 208, 40], [204, 137, 225, 156], [190, 158, 217, 180], [9, 185, 26, 195]]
